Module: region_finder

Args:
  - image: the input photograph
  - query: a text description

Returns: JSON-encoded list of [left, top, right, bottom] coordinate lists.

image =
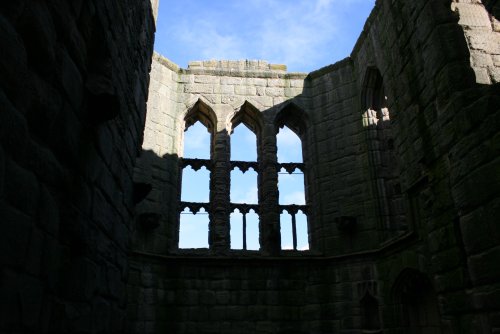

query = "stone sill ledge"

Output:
[[130, 231, 416, 265]]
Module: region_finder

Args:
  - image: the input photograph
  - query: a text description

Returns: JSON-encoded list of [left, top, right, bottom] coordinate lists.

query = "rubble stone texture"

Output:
[[1, 0, 499, 333]]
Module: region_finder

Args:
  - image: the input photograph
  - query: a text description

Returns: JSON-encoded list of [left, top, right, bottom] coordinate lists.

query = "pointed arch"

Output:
[[274, 102, 309, 139], [392, 268, 443, 334], [360, 292, 382, 331], [183, 98, 217, 133], [361, 67, 386, 112], [361, 66, 406, 237], [227, 101, 264, 135]]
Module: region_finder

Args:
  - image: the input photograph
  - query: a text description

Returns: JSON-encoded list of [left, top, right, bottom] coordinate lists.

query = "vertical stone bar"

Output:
[[209, 128, 231, 253], [243, 213, 247, 251], [291, 212, 297, 251], [260, 124, 281, 255]]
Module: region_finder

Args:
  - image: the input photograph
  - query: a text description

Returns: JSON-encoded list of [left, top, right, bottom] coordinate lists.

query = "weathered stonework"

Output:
[[130, 0, 500, 333], [0, 0, 155, 332], [0, 0, 499, 333]]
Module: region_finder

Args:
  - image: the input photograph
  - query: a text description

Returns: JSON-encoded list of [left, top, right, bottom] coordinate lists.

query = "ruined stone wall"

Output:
[[452, 0, 500, 84], [0, 0, 155, 332], [128, 254, 382, 333], [350, 0, 500, 332], [130, 0, 499, 333]]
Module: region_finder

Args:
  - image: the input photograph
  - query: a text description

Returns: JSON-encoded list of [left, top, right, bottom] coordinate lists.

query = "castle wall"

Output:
[[129, 0, 500, 333], [0, 0, 155, 332]]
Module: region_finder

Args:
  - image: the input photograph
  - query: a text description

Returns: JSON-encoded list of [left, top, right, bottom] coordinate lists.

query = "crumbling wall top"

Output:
[[188, 60, 287, 72]]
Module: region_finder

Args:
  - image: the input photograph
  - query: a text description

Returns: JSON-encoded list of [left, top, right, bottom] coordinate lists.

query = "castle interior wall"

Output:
[[0, 0, 155, 332], [129, 0, 500, 333], [0, 0, 498, 333]]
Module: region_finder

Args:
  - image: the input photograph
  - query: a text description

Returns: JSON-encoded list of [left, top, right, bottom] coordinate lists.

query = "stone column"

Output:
[[209, 127, 231, 253], [259, 124, 281, 255]]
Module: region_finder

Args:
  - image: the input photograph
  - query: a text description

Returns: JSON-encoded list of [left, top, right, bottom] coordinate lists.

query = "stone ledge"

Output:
[[188, 59, 287, 72]]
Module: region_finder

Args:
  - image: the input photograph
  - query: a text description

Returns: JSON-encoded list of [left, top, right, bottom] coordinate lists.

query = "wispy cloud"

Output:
[[234, 185, 258, 204], [277, 127, 302, 162], [158, 0, 376, 72], [184, 122, 210, 158]]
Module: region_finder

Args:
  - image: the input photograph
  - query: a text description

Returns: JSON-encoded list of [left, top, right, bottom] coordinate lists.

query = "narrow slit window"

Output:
[[230, 122, 260, 250], [277, 125, 308, 251], [230, 209, 260, 251], [280, 212, 293, 250], [179, 118, 212, 250]]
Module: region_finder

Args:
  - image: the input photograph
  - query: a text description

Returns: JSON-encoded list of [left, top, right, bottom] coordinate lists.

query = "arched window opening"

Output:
[[183, 121, 211, 159], [179, 207, 209, 249], [229, 102, 262, 251], [276, 122, 308, 251], [230, 122, 257, 162], [178, 100, 215, 250], [393, 269, 443, 334], [230, 208, 259, 250], [362, 67, 406, 237], [361, 293, 382, 333], [230, 124, 258, 206]]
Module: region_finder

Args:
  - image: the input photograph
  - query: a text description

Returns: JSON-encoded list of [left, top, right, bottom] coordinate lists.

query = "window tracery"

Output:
[[178, 100, 310, 253]]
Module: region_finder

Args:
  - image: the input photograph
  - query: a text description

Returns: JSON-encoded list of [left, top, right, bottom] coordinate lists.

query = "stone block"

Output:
[[0, 203, 32, 267], [468, 246, 500, 285], [0, 268, 22, 328], [19, 275, 44, 331], [184, 84, 213, 94], [17, 3, 57, 75], [265, 87, 284, 97], [221, 77, 242, 85], [194, 75, 220, 84], [0, 146, 4, 198], [453, 3, 492, 28], [59, 50, 83, 110], [235, 85, 257, 96]]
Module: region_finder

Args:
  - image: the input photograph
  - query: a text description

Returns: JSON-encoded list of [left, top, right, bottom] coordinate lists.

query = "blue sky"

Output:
[[156, 0, 376, 249], [155, 0, 376, 72]]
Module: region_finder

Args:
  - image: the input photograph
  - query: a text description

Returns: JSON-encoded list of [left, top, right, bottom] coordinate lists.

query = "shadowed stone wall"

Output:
[[0, 0, 155, 332], [0, 0, 498, 333], [129, 0, 500, 333]]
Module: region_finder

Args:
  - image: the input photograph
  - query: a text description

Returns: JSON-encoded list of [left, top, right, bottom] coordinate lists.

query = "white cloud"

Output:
[[171, 19, 245, 61], [157, 0, 376, 72], [236, 185, 258, 204], [277, 127, 302, 162], [184, 122, 210, 157]]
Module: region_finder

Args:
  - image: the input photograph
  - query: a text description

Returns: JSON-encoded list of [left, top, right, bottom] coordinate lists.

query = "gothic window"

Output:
[[177, 100, 311, 253], [178, 100, 216, 249], [229, 102, 262, 250], [275, 103, 309, 251], [362, 67, 406, 236]]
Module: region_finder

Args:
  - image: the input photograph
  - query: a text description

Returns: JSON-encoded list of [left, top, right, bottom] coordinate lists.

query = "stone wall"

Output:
[[452, 0, 500, 84], [0, 0, 155, 332], [129, 0, 500, 333]]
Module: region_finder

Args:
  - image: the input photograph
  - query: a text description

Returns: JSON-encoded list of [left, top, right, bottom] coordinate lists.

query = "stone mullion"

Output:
[[260, 124, 281, 255], [209, 129, 231, 253]]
